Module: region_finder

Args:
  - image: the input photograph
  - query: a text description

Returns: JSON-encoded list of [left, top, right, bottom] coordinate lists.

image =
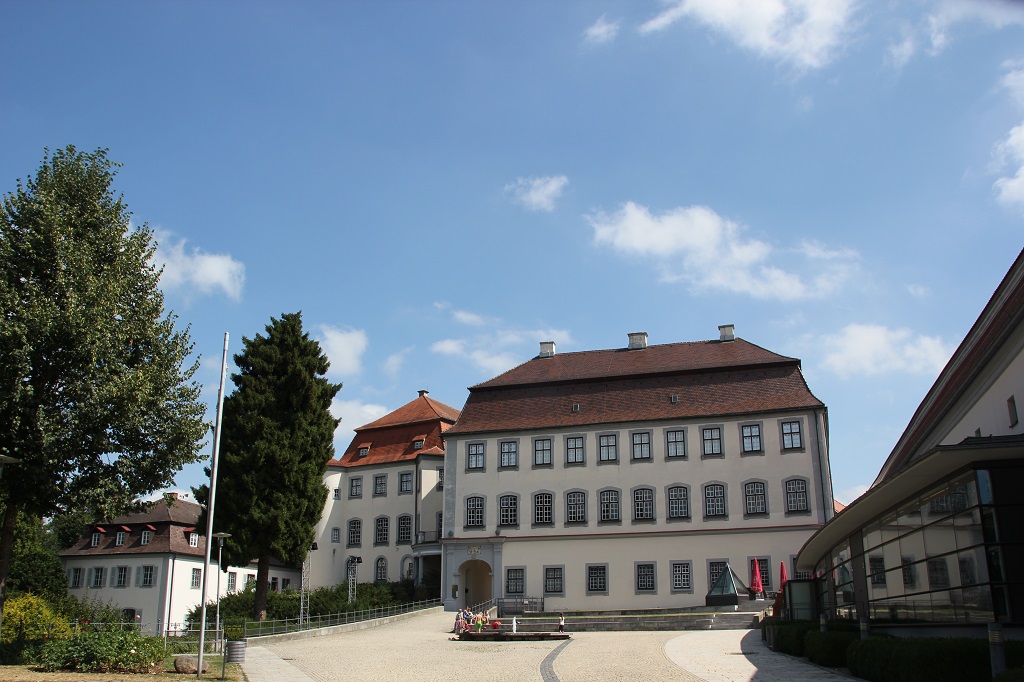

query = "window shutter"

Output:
[[86, 568, 93, 586], [109, 568, 116, 587], [136, 566, 143, 586]]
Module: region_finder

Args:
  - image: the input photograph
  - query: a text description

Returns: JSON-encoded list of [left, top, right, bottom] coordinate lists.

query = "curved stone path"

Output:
[[243, 608, 850, 681]]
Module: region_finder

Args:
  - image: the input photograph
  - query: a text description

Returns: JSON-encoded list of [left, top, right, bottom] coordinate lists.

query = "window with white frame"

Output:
[[668, 486, 689, 518], [633, 488, 654, 520], [499, 495, 518, 526], [534, 438, 552, 466], [600, 489, 620, 522], [702, 427, 722, 456], [191, 567, 202, 589], [587, 564, 608, 593], [116, 566, 129, 587], [413, 439, 424, 449], [228, 571, 237, 592], [704, 484, 726, 517], [599, 434, 617, 462], [709, 561, 727, 587], [348, 519, 362, 547], [744, 482, 767, 515], [116, 531, 125, 546], [636, 563, 656, 592], [666, 430, 686, 458], [189, 532, 199, 548], [500, 441, 518, 468], [545, 566, 564, 595], [91, 532, 101, 548], [333, 488, 341, 500], [671, 561, 692, 591], [350, 477, 363, 498], [358, 447, 369, 457], [436, 467, 444, 491], [70, 567, 82, 588], [92, 567, 105, 588], [466, 497, 484, 527], [142, 565, 155, 587], [567, 491, 586, 523], [741, 424, 762, 453], [331, 527, 341, 543], [566, 436, 584, 464], [506, 568, 525, 594], [781, 420, 802, 449], [375, 517, 389, 545], [141, 530, 151, 545], [376, 557, 387, 581], [632, 432, 652, 460], [398, 515, 412, 543], [374, 474, 387, 496], [467, 443, 485, 470], [399, 472, 413, 493], [785, 478, 809, 512], [534, 493, 553, 524]]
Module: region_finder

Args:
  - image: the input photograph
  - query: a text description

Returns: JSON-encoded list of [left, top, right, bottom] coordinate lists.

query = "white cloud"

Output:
[[318, 325, 368, 377], [1002, 62, 1024, 109], [885, 35, 916, 71], [433, 324, 574, 377], [383, 347, 412, 378], [836, 484, 869, 505], [505, 175, 569, 212], [453, 309, 487, 326], [925, 0, 1024, 55], [585, 14, 620, 44], [154, 231, 245, 301], [907, 284, 930, 298], [993, 124, 1024, 209], [821, 323, 952, 379], [588, 201, 857, 301], [330, 398, 389, 439], [638, 0, 857, 71]]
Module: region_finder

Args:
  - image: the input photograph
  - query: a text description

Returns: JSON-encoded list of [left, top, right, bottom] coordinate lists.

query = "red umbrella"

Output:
[[750, 560, 764, 595], [779, 561, 788, 587]]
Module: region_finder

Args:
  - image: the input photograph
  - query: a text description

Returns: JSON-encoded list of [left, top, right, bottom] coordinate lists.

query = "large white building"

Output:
[[59, 493, 299, 634], [441, 328, 835, 612], [312, 391, 459, 591]]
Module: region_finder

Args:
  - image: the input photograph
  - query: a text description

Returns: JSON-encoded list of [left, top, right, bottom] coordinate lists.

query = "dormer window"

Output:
[[91, 532, 101, 548], [413, 439, 424, 450], [115, 531, 125, 546], [141, 530, 151, 545], [358, 447, 369, 457], [189, 532, 199, 548]]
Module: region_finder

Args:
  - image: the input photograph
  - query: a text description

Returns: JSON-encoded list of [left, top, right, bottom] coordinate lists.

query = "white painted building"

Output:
[[312, 391, 458, 592], [441, 328, 835, 611], [59, 493, 299, 634]]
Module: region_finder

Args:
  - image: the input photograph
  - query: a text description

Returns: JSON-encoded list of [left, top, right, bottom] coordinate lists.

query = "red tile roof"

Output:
[[330, 392, 459, 468], [447, 338, 822, 436]]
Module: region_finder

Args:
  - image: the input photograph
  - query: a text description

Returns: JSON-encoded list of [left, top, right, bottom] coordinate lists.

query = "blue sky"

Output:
[[3, 1, 1024, 505]]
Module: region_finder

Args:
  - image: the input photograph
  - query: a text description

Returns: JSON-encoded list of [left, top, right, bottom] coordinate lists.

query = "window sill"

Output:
[[703, 515, 728, 521], [630, 457, 653, 464], [597, 459, 619, 465], [631, 518, 656, 525], [531, 464, 554, 470], [785, 509, 812, 517], [664, 456, 688, 462], [665, 516, 692, 523], [597, 520, 622, 526], [701, 454, 724, 459], [565, 461, 586, 467], [740, 451, 765, 457], [498, 465, 519, 472]]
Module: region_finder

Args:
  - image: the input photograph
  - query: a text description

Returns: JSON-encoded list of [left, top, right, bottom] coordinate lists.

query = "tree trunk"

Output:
[[0, 501, 21, 636], [252, 555, 271, 621]]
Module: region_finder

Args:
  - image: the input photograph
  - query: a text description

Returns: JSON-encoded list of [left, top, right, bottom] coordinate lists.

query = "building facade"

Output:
[[59, 493, 299, 635], [798, 247, 1024, 630], [312, 391, 459, 592], [441, 328, 834, 612]]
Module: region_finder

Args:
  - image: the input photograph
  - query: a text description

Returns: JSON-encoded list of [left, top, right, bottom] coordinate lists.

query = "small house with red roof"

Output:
[[441, 326, 835, 611], [312, 390, 460, 591]]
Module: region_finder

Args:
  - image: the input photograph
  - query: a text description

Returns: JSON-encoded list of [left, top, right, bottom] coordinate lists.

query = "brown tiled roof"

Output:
[[329, 393, 459, 468], [447, 337, 820, 436], [58, 497, 206, 558], [473, 338, 795, 389]]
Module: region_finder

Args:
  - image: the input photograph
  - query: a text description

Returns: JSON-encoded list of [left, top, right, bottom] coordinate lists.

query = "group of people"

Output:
[[454, 608, 503, 633]]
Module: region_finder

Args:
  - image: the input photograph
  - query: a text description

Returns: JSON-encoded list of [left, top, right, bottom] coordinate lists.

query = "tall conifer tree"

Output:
[[198, 312, 341, 620]]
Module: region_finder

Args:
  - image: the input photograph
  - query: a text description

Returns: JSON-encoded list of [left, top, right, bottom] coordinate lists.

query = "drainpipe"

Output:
[[163, 555, 175, 638]]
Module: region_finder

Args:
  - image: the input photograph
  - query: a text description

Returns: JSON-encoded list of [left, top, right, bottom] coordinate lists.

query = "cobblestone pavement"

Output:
[[245, 609, 850, 682]]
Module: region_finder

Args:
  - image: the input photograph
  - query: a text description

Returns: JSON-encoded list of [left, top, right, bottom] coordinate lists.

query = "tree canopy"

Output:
[[196, 312, 341, 620], [0, 146, 208, 624]]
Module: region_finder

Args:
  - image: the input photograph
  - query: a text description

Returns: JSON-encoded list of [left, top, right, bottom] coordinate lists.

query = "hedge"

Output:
[[847, 637, 1024, 682], [804, 629, 859, 668]]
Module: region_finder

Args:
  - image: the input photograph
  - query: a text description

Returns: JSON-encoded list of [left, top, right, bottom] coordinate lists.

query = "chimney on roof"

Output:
[[627, 331, 648, 350], [418, 390, 429, 397], [719, 324, 735, 342], [539, 341, 556, 358]]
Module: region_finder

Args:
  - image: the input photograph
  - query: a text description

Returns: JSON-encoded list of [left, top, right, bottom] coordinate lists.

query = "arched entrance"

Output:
[[460, 559, 492, 609]]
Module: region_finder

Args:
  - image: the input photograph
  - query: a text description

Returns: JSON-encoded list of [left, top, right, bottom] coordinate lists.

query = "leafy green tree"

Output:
[[0, 146, 208, 630], [195, 312, 341, 620]]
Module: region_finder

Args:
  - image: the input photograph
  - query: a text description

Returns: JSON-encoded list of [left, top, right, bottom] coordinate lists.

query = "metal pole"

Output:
[[198, 333, 229, 679]]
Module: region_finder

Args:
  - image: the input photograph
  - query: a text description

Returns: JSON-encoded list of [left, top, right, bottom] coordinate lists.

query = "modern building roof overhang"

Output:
[[796, 437, 1024, 571]]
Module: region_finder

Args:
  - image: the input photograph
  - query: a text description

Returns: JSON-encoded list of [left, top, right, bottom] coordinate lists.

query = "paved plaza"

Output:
[[241, 608, 852, 682]]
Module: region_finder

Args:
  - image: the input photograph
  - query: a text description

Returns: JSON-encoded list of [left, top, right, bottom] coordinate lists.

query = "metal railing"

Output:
[[496, 596, 544, 617], [243, 598, 441, 638], [415, 530, 441, 544]]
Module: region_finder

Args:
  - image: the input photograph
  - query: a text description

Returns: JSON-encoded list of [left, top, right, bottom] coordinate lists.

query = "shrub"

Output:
[[1, 593, 71, 646], [995, 668, 1024, 682], [804, 629, 858, 668], [37, 627, 163, 673], [847, 637, 1024, 682], [773, 620, 817, 656]]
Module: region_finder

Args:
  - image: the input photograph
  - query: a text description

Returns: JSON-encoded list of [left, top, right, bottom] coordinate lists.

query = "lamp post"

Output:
[[210, 533, 231, 651]]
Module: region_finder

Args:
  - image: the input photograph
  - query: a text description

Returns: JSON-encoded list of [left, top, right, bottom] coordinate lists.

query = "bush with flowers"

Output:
[[36, 626, 163, 673]]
